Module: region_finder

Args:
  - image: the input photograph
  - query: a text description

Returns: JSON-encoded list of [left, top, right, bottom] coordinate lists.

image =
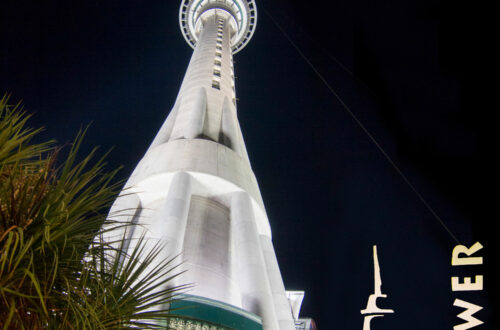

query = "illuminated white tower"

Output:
[[107, 1, 305, 329]]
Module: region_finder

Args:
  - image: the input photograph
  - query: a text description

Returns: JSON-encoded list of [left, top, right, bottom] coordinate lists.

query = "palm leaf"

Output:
[[0, 95, 189, 328]]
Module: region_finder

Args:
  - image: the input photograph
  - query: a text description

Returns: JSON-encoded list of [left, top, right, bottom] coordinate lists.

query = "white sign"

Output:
[[360, 245, 394, 330]]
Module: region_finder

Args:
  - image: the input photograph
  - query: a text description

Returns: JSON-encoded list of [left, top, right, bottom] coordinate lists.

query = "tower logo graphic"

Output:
[[361, 245, 394, 330]]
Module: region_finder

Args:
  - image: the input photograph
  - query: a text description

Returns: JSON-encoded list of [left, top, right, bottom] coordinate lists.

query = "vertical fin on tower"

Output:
[[260, 235, 297, 329], [103, 192, 142, 257], [149, 99, 181, 150], [184, 86, 207, 139], [142, 172, 193, 288], [230, 192, 281, 329], [219, 96, 240, 155]]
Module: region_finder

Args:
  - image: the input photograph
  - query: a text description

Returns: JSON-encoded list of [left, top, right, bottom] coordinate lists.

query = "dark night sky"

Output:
[[1, 0, 496, 328]]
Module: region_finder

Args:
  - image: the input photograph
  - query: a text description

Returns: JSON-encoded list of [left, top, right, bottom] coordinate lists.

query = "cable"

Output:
[[262, 5, 461, 245]]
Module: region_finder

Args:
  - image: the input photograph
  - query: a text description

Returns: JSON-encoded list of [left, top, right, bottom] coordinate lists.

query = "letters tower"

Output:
[[106, 1, 309, 329]]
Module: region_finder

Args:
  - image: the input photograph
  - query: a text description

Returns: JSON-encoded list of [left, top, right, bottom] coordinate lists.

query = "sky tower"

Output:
[[106, 1, 310, 329]]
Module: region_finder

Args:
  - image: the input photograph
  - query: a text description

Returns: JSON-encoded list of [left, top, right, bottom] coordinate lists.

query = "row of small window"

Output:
[[212, 75, 236, 93], [212, 19, 225, 90], [217, 22, 223, 38], [222, 14, 235, 103], [216, 22, 223, 57], [212, 59, 222, 90], [212, 27, 223, 90]]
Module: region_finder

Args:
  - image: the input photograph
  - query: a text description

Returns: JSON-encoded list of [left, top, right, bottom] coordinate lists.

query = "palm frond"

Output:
[[0, 95, 189, 329]]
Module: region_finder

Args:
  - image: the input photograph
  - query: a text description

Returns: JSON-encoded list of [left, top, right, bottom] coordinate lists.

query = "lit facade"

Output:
[[106, 1, 306, 329]]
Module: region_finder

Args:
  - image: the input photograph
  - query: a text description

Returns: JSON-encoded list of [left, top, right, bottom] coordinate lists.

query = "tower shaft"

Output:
[[152, 10, 244, 154], [106, 7, 295, 330]]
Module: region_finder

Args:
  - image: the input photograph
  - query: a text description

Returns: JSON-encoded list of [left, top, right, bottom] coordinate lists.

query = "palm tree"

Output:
[[0, 95, 188, 329]]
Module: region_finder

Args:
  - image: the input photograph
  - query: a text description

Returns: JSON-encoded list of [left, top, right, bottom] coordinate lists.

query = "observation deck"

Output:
[[179, 0, 257, 53]]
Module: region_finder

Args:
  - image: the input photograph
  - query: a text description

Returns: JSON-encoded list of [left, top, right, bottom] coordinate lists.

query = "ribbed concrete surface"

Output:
[[106, 6, 295, 329]]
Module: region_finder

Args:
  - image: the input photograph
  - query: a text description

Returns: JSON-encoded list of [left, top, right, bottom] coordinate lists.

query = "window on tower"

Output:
[[212, 80, 220, 90]]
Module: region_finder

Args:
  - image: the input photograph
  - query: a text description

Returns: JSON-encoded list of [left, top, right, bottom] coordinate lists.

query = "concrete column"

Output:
[[221, 96, 240, 155], [231, 192, 280, 330], [104, 192, 142, 251], [145, 172, 192, 286], [260, 235, 296, 330], [148, 99, 181, 150], [184, 87, 207, 139]]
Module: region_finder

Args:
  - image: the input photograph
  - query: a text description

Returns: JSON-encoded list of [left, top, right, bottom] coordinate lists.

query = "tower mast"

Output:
[[105, 1, 300, 329]]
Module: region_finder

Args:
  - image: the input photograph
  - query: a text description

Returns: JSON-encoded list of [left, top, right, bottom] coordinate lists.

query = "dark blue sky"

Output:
[[0, 0, 495, 328]]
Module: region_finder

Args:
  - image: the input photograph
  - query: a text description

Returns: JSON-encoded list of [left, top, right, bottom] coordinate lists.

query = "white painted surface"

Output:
[[231, 192, 280, 329], [181, 195, 241, 305], [105, 3, 296, 329], [261, 236, 296, 328]]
